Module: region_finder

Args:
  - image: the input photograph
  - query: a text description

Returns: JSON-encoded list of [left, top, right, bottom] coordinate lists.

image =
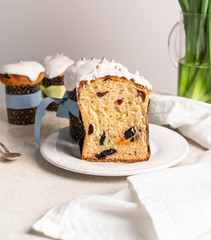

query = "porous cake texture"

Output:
[[65, 58, 152, 162]]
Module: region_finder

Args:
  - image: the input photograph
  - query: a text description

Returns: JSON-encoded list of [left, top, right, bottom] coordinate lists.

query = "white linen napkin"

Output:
[[128, 158, 211, 240], [149, 93, 211, 149], [33, 188, 158, 240], [33, 94, 211, 240], [33, 158, 211, 240]]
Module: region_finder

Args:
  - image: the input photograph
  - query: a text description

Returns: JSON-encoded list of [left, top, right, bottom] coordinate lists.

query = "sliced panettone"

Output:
[[64, 58, 152, 162]]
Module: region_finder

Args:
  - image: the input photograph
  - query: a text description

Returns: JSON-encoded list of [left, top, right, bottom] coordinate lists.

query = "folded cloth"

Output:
[[128, 159, 211, 240], [149, 93, 211, 149], [33, 94, 211, 240], [33, 158, 211, 240], [33, 189, 158, 240]]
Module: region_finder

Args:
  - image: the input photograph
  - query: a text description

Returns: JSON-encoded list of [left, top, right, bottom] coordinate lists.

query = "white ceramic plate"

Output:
[[40, 124, 189, 176]]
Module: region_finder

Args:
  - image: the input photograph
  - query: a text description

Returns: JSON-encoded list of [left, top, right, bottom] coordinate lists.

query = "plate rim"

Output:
[[40, 124, 189, 177]]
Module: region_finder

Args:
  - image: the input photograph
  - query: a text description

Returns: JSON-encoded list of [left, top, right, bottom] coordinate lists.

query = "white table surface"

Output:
[[0, 96, 210, 240]]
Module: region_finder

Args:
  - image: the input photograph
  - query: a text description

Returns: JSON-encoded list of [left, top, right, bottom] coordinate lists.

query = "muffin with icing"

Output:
[[0, 61, 45, 125], [41, 53, 74, 111], [64, 57, 152, 163]]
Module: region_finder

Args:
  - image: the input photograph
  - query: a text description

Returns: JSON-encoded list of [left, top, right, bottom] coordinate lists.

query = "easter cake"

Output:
[[41, 53, 74, 111], [0, 61, 44, 125], [64, 58, 152, 162]]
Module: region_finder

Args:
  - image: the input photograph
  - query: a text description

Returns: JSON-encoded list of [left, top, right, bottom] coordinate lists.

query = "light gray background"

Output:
[[0, 0, 180, 96]]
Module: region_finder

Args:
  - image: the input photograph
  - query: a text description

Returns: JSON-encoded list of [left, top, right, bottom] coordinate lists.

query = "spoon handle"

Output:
[[0, 142, 10, 153]]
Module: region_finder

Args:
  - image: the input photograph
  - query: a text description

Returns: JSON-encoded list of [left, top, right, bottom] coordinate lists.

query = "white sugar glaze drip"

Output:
[[64, 58, 152, 92], [41, 53, 74, 79], [0, 61, 45, 82]]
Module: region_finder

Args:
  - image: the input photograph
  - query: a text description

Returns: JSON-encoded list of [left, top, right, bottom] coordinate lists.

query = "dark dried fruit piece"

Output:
[[4, 73, 11, 79], [137, 90, 146, 101], [117, 99, 123, 105], [99, 131, 106, 146], [124, 127, 136, 139], [102, 148, 116, 156], [88, 124, 94, 135], [96, 148, 117, 160], [103, 77, 111, 81], [130, 137, 135, 142], [97, 91, 107, 97]]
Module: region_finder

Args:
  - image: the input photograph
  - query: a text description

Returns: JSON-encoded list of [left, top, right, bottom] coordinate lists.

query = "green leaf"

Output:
[[195, 0, 209, 63], [178, 61, 190, 96], [178, 0, 190, 12], [185, 66, 208, 100], [189, 0, 201, 13]]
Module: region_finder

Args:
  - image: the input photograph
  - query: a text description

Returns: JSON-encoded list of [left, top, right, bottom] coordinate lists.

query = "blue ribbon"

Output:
[[6, 90, 42, 109], [34, 92, 79, 144]]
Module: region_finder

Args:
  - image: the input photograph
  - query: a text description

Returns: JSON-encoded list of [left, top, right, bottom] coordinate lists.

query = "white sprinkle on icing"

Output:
[[0, 61, 45, 82], [41, 53, 74, 79], [64, 58, 152, 92]]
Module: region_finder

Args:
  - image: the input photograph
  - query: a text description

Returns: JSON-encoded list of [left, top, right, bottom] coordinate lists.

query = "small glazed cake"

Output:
[[41, 53, 74, 111], [0, 61, 45, 125], [64, 58, 152, 163]]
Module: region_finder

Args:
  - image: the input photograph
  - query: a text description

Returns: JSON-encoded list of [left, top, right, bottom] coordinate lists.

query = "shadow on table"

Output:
[[0, 102, 8, 123], [33, 145, 125, 184]]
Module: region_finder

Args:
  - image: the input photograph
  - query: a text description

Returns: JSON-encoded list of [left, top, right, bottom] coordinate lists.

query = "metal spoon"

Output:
[[0, 142, 21, 161]]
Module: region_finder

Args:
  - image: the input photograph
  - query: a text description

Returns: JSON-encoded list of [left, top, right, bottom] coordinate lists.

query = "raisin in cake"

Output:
[[64, 57, 152, 162]]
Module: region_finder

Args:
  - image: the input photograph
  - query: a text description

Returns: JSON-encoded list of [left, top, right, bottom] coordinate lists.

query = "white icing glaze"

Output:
[[0, 61, 45, 82], [64, 58, 152, 92], [41, 53, 74, 79]]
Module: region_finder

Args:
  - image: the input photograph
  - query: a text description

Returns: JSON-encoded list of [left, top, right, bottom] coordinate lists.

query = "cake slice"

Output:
[[64, 58, 152, 162]]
